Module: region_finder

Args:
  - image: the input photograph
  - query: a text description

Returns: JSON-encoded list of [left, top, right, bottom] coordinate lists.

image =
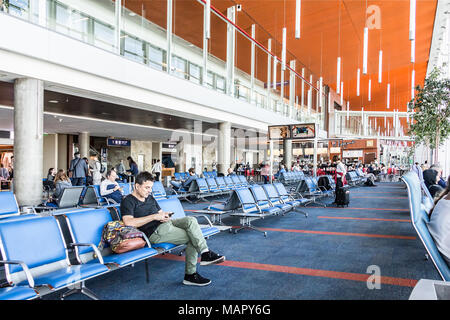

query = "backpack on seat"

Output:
[[97, 221, 146, 254]]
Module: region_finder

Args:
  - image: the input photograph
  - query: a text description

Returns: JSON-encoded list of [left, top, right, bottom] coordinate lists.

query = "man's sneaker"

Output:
[[183, 273, 211, 286], [200, 250, 226, 266]]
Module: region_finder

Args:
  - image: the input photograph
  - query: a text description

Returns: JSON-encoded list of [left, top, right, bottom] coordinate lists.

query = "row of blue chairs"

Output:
[[402, 172, 450, 282], [0, 195, 219, 300], [202, 171, 218, 178], [173, 175, 251, 202], [192, 183, 313, 235], [346, 171, 368, 187], [279, 171, 306, 185]]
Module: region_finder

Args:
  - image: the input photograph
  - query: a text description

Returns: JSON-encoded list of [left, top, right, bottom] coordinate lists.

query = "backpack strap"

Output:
[[106, 206, 121, 221]]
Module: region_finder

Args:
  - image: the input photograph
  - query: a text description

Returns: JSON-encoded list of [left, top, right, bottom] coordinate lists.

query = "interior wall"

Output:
[[43, 133, 58, 177]]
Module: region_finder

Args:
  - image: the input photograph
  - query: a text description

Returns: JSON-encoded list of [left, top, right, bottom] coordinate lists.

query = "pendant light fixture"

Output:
[[357, 68, 360, 96], [387, 83, 390, 109], [409, 0, 416, 41], [378, 50, 383, 83], [295, 0, 301, 39], [368, 79, 371, 101]]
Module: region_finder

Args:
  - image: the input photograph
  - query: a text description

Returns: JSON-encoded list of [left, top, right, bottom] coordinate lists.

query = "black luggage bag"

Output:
[[335, 187, 350, 207]]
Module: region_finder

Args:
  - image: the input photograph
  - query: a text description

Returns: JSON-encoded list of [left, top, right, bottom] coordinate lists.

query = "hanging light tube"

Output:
[[295, 0, 301, 39], [411, 69, 415, 100], [340, 82, 344, 106], [301, 67, 305, 106], [357, 68, 360, 96], [363, 27, 368, 74], [387, 83, 390, 109], [337, 57, 341, 94], [346, 101, 349, 120], [378, 50, 383, 83], [282, 27, 287, 71], [368, 79, 371, 101], [411, 39, 415, 63], [319, 77, 323, 108], [273, 56, 277, 89], [409, 0, 416, 41]]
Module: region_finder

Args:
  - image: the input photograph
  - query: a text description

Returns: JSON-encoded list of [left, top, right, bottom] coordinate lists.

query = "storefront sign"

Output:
[[343, 150, 363, 158]]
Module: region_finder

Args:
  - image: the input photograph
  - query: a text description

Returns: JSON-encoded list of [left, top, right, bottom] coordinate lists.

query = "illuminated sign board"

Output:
[[268, 123, 316, 140], [107, 138, 131, 147]]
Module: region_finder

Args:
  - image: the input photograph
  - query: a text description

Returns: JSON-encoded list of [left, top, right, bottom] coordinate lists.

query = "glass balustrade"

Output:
[[1, 0, 325, 125]]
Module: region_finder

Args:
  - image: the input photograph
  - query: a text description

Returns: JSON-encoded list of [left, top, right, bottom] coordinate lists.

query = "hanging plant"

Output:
[[408, 67, 450, 163]]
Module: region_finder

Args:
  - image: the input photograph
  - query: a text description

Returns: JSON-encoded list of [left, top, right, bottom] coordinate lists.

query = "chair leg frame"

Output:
[[60, 281, 100, 300]]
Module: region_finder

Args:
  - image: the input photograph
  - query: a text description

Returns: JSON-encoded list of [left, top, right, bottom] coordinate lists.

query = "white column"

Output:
[[218, 122, 231, 175], [79, 132, 90, 159], [283, 139, 292, 170], [14, 78, 44, 206]]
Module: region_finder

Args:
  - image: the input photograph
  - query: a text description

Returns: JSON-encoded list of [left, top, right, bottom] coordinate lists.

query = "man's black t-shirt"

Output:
[[120, 194, 162, 237]]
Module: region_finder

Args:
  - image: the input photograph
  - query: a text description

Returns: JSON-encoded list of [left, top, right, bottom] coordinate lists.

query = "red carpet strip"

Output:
[[317, 216, 410, 222], [154, 254, 417, 287]]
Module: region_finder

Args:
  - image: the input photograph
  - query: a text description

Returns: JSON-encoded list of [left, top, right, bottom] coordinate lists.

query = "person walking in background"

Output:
[[0, 163, 9, 181], [151, 159, 162, 181], [69, 152, 88, 186]]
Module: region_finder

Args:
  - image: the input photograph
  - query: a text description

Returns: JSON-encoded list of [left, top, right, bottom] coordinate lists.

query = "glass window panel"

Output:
[[189, 62, 201, 84], [216, 75, 225, 93], [93, 20, 114, 52], [172, 56, 187, 79], [148, 45, 166, 71], [123, 34, 145, 64], [207, 71, 214, 89]]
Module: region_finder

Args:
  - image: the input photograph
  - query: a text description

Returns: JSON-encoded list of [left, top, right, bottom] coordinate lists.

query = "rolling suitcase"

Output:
[[335, 187, 350, 207]]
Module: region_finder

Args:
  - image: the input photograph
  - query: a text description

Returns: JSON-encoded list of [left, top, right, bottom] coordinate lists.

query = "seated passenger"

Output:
[[121, 172, 225, 286], [52, 170, 72, 202], [170, 167, 197, 191], [423, 165, 444, 198], [100, 169, 124, 203], [427, 177, 450, 265], [227, 168, 236, 176]]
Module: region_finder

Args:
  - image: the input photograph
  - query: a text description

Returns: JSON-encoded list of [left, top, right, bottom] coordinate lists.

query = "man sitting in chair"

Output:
[[170, 167, 197, 191], [100, 169, 124, 204], [121, 171, 225, 286]]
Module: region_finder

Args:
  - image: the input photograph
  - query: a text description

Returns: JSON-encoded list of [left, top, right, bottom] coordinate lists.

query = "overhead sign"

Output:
[[269, 123, 316, 140], [268, 125, 291, 140], [107, 138, 131, 147]]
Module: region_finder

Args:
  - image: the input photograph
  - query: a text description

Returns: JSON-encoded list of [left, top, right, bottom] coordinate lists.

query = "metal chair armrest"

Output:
[[70, 243, 105, 265], [0, 260, 35, 288], [186, 214, 214, 227]]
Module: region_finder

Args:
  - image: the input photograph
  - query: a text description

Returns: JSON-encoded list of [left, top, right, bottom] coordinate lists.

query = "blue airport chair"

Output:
[[0, 192, 20, 219], [152, 197, 220, 251], [402, 172, 450, 281], [0, 216, 109, 299], [64, 208, 158, 281]]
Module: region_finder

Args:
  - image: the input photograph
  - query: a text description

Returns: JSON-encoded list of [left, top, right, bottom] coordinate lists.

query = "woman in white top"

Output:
[[91, 154, 102, 185], [151, 159, 162, 181], [428, 177, 450, 265]]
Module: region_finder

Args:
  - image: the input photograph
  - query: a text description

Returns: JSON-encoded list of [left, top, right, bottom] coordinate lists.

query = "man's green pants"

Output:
[[149, 216, 208, 275]]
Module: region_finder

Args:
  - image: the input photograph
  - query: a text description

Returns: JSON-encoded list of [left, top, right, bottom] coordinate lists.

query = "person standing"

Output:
[[69, 152, 88, 186], [116, 160, 126, 181], [151, 159, 162, 181], [91, 154, 102, 185], [126, 156, 139, 182]]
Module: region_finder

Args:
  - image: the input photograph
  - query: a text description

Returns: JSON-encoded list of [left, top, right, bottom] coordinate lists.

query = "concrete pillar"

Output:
[[218, 121, 231, 175], [283, 139, 292, 170], [79, 132, 90, 159], [14, 78, 44, 206]]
